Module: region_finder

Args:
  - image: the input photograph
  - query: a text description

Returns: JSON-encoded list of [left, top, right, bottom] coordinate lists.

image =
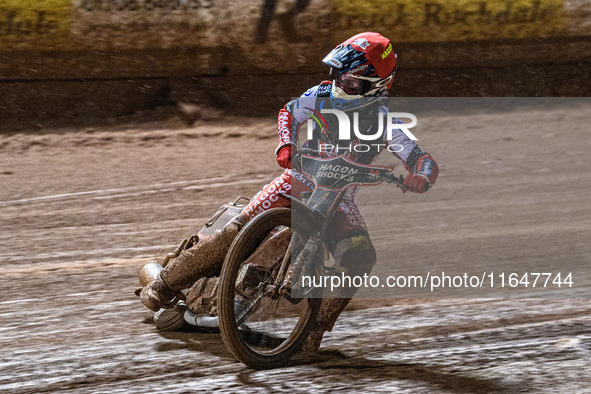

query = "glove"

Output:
[[403, 174, 430, 194], [276, 146, 292, 169]]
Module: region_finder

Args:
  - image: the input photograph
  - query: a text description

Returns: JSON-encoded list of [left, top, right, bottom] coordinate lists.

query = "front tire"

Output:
[[218, 208, 321, 369]]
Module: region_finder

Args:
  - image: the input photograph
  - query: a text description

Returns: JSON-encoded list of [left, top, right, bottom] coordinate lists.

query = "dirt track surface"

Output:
[[1, 104, 590, 392]]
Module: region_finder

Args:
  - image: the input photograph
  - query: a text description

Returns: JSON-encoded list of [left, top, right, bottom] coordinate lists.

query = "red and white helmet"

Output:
[[322, 32, 398, 100]]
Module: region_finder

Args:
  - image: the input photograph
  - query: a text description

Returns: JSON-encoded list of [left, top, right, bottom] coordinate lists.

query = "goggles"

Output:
[[332, 70, 371, 95]]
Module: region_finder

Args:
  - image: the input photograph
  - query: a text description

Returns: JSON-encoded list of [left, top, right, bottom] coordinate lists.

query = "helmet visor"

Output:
[[333, 72, 370, 96]]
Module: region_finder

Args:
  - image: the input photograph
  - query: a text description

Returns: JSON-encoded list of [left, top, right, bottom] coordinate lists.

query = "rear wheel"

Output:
[[218, 208, 322, 369]]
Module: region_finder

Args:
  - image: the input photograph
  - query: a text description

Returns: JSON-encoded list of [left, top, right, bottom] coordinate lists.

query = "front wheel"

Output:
[[217, 208, 322, 369]]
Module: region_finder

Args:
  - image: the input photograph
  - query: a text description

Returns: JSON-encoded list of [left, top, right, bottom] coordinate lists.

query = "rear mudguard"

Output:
[[199, 197, 250, 239]]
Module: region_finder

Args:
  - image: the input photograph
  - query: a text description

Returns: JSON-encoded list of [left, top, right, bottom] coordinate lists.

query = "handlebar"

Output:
[[382, 172, 406, 187], [293, 149, 431, 193], [383, 172, 431, 193]]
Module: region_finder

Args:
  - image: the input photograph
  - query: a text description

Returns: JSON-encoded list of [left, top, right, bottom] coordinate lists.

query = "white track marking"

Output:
[[0, 174, 269, 207], [0, 245, 176, 265], [0, 256, 157, 275]]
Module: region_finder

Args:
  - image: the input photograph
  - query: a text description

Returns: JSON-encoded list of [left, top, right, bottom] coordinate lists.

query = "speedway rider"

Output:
[[140, 32, 439, 351]]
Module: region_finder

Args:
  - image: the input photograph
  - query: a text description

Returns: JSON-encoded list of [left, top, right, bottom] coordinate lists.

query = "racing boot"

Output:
[[140, 275, 180, 312], [302, 235, 377, 351], [303, 297, 351, 352], [140, 217, 245, 311]]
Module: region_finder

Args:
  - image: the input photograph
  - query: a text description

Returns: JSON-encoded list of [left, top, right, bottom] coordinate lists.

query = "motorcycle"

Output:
[[137, 148, 414, 369]]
